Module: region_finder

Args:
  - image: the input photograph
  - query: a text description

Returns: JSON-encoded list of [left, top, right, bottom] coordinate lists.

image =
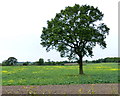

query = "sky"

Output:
[[0, 0, 119, 63]]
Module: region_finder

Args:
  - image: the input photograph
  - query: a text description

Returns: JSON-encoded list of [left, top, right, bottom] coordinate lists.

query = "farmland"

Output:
[[2, 63, 119, 86]]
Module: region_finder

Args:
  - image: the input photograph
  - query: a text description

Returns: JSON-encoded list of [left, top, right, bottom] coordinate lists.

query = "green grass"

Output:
[[1, 63, 119, 85]]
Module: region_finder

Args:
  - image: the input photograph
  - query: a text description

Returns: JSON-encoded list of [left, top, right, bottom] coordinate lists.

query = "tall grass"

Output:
[[2, 63, 119, 85]]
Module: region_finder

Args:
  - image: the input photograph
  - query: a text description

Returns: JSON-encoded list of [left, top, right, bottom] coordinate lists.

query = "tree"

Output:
[[7, 57, 17, 66], [47, 59, 51, 65], [40, 4, 110, 74], [23, 61, 30, 66], [2, 60, 9, 66], [37, 58, 44, 65]]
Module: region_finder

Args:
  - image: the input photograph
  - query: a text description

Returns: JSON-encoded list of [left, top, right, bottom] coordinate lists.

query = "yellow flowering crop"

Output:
[[110, 69, 120, 71], [2, 71, 8, 73], [16, 68, 27, 71], [32, 72, 38, 73], [18, 79, 26, 83], [95, 66, 112, 68], [53, 66, 64, 68], [2, 70, 16, 74], [8, 80, 14, 83]]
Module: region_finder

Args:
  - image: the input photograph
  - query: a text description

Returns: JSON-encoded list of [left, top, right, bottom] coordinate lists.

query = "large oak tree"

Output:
[[40, 4, 110, 74]]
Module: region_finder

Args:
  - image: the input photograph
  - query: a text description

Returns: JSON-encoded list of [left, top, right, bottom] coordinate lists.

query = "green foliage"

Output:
[[46, 61, 64, 65], [23, 61, 30, 66], [2, 63, 119, 85], [40, 4, 110, 74], [38, 58, 44, 65], [2, 60, 9, 66], [34, 58, 44, 65], [92, 57, 120, 63], [2, 57, 17, 66], [40, 4, 110, 60]]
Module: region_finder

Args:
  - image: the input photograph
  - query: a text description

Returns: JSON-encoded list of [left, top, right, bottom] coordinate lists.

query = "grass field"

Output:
[[1, 63, 119, 85]]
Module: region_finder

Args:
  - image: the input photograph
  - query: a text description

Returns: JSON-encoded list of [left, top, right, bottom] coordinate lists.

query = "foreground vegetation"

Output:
[[2, 63, 119, 86]]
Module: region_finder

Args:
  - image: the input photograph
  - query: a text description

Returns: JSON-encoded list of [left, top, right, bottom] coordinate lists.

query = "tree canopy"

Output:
[[40, 4, 110, 74], [2, 57, 17, 66]]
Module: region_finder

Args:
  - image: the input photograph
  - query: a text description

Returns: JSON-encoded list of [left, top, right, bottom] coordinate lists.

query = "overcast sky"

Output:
[[0, 0, 119, 63]]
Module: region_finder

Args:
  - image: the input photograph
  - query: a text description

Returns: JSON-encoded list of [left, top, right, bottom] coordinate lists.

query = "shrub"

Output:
[[22, 62, 30, 66]]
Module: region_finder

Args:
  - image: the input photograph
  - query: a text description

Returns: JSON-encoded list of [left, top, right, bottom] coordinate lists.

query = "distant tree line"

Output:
[[1, 57, 76, 66], [1, 57, 119, 66], [91, 57, 120, 63], [33, 58, 76, 66]]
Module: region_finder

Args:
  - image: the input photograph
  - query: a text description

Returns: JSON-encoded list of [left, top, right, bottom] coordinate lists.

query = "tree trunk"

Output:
[[78, 56, 84, 74]]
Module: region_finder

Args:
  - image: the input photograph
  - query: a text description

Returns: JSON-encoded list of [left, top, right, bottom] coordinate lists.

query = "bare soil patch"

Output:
[[2, 84, 119, 95]]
